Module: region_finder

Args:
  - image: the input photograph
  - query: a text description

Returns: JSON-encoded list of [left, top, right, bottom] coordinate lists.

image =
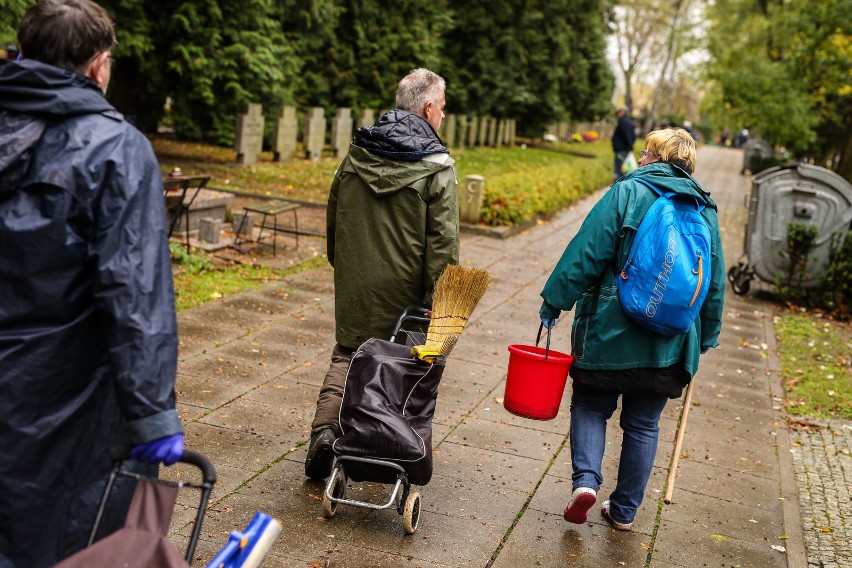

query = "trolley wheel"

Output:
[[727, 266, 751, 295], [322, 468, 346, 519], [402, 490, 421, 534]]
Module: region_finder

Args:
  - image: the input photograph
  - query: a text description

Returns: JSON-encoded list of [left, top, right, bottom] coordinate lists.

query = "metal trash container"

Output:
[[728, 163, 852, 294], [741, 138, 775, 175]]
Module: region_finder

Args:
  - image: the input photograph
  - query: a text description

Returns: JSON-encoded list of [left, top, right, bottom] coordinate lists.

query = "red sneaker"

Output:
[[563, 487, 597, 524]]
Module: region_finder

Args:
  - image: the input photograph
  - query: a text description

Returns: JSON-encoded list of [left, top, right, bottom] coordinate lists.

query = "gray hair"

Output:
[[395, 68, 446, 116]]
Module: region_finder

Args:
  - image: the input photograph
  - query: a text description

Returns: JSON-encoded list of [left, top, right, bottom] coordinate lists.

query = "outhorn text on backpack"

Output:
[[616, 179, 711, 336]]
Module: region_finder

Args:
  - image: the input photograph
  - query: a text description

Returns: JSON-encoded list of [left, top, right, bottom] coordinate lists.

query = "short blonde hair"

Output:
[[644, 128, 697, 173]]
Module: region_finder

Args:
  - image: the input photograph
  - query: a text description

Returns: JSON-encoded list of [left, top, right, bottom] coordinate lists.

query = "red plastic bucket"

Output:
[[504, 328, 573, 420]]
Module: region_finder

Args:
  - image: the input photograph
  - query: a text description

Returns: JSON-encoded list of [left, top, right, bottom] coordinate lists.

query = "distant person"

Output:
[[0, 1, 183, 565], [304, 68, 460, 480], [682, 120, 698, 141], [539, 128, 725, 531], [735, 128, 750, 148], [720, 127, 730, 147], [611, 106, 637, 181]]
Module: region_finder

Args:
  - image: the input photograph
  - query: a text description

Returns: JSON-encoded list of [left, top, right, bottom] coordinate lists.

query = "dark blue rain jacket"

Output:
[[0, 59, 181, 567]]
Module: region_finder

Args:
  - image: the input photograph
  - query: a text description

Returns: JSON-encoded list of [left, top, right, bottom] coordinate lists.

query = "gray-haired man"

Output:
[[305, 68, 460, 480]]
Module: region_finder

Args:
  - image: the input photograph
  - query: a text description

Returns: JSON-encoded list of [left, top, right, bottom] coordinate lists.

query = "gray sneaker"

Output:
[[305, 428, 336, 480], [601, 500, 633, 531]]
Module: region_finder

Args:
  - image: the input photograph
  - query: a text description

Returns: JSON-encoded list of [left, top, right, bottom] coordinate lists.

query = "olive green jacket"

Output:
[[328, 144, 459, 348], [540, 162, 725, 378]]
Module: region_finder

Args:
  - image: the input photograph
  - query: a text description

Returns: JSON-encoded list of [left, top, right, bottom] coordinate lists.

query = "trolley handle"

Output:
[[107, 446, 217, 485], [535, 322, 552, 361], [390, 305, 431, 343]]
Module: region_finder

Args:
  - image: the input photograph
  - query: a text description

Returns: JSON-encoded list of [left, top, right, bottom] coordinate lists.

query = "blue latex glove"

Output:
[[130, 433, 184, 466], [541, 316, 556, 329]]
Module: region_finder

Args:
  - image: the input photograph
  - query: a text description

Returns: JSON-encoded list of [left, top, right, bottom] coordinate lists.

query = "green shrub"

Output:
[[776, 223, 852, 319]]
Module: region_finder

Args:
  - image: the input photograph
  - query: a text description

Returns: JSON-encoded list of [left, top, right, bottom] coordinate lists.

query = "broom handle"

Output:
[[664, 379, 695, 504], [535, 323, 551, 360]]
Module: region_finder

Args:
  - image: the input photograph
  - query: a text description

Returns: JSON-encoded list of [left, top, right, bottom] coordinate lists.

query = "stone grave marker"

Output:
[[304, 107, 326, 161], [467, 116, 479, 147], [272, 105, 297, 161], [358, 108, 376, 128], [199, 218, 221, 244], [235, 103, 264, 165], [456, 115, 468, 148], [331, 107, 353, 157], [487, 117, 498, 146], [496, 119, 506, 147], [459, 175, 485, 224], [478, 117, 489, 147], [443, 114, 456, 147]]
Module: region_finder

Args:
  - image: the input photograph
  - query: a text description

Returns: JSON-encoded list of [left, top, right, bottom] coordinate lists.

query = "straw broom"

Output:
[[411, 265, 493, 363]]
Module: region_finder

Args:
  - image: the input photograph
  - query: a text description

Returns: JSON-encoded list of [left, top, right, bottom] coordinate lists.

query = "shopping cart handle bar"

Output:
[[108, 446, 217, 485], [390, 305, 431, 342]]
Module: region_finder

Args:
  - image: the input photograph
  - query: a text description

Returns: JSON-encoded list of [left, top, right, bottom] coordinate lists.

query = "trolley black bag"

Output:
[[333, 338, 444, 486]]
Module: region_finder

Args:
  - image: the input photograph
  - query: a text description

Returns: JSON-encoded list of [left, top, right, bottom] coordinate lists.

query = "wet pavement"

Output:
[[162, 146, 849, 567]]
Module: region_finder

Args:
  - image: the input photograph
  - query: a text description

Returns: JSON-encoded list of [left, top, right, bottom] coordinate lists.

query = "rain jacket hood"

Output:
[[0, 59, 180, 567], [354, 109, 448, 162]]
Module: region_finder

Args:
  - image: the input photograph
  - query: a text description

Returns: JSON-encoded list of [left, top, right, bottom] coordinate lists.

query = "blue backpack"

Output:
[[616, 178, 711, 336]]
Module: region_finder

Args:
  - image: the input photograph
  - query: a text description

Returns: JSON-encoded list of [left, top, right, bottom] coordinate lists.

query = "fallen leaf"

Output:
[[709, 534, 728, 542]]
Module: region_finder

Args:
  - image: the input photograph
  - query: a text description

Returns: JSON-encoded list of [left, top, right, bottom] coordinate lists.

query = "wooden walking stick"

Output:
[[664, 380, 695, 504]]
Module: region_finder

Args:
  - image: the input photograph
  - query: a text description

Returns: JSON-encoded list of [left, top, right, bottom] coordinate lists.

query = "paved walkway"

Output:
[[164, 146, 845, 567]]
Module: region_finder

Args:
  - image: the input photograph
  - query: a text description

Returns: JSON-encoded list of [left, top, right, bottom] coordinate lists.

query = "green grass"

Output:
[[170, 244, 327, 311], [151, 136, 613, 226], [775, 312, 852, 420]]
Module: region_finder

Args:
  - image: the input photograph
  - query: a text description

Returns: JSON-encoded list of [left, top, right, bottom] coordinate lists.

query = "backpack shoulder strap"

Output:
[[632, 177, 704, 212]]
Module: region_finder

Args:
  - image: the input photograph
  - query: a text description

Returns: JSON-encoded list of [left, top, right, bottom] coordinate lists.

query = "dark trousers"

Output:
[[310, 343, 356, 435]]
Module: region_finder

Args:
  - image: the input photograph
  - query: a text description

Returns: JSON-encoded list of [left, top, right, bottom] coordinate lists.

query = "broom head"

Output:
[[411, 265, 493, 362]]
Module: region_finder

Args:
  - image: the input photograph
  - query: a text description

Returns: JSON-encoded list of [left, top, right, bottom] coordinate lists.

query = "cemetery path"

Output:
[[167, 146, 825, 568]]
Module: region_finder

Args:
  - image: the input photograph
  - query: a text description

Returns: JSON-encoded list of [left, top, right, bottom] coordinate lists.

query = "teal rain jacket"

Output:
[[540, 162, 725, 379]]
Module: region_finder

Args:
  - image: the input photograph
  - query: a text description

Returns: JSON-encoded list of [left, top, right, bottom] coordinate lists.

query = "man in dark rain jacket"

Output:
[[0, 2, 183, 566], [304, 68, 459, 480]]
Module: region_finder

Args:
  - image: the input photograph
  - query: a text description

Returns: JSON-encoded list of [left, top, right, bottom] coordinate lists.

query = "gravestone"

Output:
[[199, 217, 221, 244], [507, 119, 516, 146], [331, 108, 353, 157], [467, 116, 479, 147], [233, 212, 255, 236], [272, 106, 297, 161], [558, 121, 569, 141], [496, 119, 506, 147], [456, 115, 468, 148], [358, 108, 376, 128], [235, 103, 264, 165], [487, 117, 498, 146], [304, 107, 326, 161], [459, 175, 485, 224], [477, 117, 489, 147], [443, 114, 457, 147]]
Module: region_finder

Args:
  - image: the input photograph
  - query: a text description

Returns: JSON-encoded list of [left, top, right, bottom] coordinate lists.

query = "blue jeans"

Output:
[[613, 151, 628, 180], [569, 388, 669, 524]]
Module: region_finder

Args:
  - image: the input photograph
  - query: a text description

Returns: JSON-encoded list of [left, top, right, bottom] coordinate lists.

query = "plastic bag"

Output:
[[621, 152, 638, 173]]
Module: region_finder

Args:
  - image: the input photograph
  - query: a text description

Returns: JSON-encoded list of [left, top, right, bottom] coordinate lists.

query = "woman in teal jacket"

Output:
[[539, 128, 725, 531]]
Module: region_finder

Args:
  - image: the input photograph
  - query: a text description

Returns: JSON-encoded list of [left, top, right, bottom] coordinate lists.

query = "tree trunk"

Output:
[[836, 126, 852, 183]]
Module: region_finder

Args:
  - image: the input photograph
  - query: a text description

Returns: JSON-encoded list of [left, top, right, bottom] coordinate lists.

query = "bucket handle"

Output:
[[535, 323, 552, 361]]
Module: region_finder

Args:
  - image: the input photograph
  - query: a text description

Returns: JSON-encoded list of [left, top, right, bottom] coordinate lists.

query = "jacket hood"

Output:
[[345, 110, 455, 195], [354, 110, 448, 161], [0, 59, 117, 118], [622, 161, 717, 211], [345, 144, 455, 196], [0, 59, 120, 194]]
